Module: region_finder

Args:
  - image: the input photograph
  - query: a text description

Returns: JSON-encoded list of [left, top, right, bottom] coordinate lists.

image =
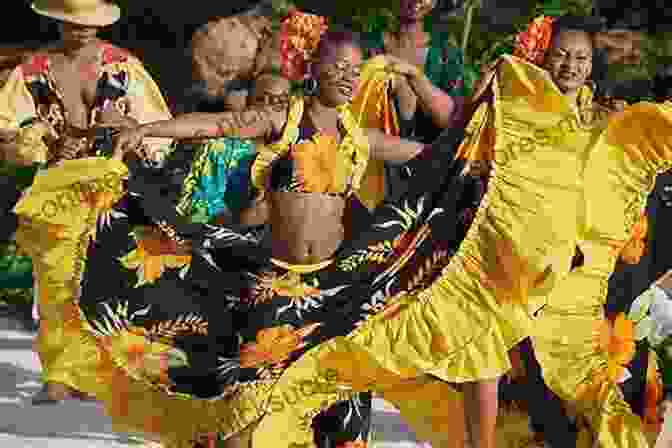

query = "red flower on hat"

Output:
[[513, 16, 556, 66], [21, 54, 50, 77]]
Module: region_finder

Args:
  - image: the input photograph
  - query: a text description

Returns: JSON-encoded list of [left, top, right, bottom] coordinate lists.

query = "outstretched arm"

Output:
[[366, 128, 425, 164], [113, 105, 287, 158], [142, 106, 284, 140]]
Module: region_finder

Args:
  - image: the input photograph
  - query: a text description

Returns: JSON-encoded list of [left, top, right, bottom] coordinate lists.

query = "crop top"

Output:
[[251, 95, 370, 197]]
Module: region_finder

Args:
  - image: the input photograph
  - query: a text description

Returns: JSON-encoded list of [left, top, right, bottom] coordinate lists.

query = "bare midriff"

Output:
[[268, 191, 345, 265]]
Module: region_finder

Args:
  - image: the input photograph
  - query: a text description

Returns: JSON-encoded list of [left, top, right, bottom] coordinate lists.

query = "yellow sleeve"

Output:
[[0, 66, 37, 130], [0, 67, 49, 164], [122, 59, 174, 160], [349, 55, 399, 211], [583, 102, 672, 250]]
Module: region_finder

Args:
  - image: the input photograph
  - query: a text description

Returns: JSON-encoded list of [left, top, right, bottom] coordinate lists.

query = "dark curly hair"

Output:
[[551, 14, 606, 40], [313, 28, 362, 61]]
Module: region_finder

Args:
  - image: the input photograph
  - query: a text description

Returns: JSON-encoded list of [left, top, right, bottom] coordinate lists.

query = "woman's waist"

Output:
[[269, 232, 343, 265]]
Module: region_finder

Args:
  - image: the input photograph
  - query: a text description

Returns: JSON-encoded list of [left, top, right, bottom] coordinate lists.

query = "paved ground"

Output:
[[0, 316, 148, 447]]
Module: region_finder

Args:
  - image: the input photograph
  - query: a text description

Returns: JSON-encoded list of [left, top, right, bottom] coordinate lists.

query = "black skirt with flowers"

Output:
[[19, 128, 486, 445]]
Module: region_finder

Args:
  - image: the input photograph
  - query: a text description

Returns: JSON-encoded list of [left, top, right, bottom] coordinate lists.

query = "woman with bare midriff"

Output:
[[11, 29, 428, 448]]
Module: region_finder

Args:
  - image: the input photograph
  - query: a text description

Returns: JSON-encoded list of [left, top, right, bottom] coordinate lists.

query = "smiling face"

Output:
[[313, 43, 362, 107], [543, 29, 593, 95], [400, 0, 437, 21]]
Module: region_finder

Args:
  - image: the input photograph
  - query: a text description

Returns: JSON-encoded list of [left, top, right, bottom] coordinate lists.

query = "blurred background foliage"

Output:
[[274, 0, 669, 100]]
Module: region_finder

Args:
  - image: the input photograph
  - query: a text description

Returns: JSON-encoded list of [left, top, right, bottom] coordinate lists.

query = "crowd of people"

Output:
[[3, 1, 672, 448]]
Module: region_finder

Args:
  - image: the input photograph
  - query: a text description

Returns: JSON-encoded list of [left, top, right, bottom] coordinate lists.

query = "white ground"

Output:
[[2, 314, 671, 448]]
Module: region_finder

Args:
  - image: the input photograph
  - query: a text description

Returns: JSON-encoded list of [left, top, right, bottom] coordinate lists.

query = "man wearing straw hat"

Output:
[[0, 0, 173, 404]]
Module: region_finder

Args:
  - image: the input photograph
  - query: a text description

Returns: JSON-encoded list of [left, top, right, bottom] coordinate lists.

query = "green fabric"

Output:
[[0, 242, 33, 289], [0, 162, 41, 190], [178, 137, 257, 224], [0, 162, 40, 291]]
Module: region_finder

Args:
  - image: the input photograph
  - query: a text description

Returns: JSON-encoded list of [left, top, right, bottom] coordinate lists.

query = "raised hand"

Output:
[[384, 32, 427, 69], [384, 55, 423, 78]]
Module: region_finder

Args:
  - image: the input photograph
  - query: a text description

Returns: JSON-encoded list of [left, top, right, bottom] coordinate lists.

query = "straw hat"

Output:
[[31, 0, 121, 27]]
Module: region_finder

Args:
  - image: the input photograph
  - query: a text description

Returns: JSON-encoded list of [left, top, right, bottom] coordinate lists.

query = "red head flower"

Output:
[[513, 16, 557, 66], [279, 11, 328, 81]]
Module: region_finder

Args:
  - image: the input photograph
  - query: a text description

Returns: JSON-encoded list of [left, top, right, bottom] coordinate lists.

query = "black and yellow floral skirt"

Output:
[[10, 130, 560, 448]]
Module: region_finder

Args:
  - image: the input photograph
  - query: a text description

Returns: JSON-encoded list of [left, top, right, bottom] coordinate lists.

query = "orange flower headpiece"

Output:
[[513, 16, 557, 66], [279, 10, 328, 81]]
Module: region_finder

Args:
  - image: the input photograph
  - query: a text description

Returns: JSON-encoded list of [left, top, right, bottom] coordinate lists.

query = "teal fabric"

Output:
[[361, 30, 469, 97], [186, 138, 257, 223]]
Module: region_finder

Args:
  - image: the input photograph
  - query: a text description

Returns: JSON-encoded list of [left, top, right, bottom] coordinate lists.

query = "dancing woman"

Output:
[[217, 15, 668, 448], [11, 30, 428, 447], [492, 15, 663, 447], [0, 0, 172, 404], [15, 13, 667, 448], [353, 0, 466, 211]]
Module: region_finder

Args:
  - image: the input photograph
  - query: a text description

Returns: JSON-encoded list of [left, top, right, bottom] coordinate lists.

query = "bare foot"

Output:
[[71, 389, 98, 402], [31, 382, 74, 404], [31, 382, 96, 404]]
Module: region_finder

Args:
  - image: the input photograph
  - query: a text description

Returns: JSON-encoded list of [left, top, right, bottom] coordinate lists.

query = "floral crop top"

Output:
[[251, 95, 370, 197], [0, 41, 172, 165]]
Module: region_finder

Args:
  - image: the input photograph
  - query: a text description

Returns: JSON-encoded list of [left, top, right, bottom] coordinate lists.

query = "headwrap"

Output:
[[279, 10, 328, 81], [512, 15, 557, 66]]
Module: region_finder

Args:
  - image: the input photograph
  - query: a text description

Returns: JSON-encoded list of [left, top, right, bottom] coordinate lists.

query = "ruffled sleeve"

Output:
[[349, 55, 399, 210], [0, 67, 49, 164], [583, 102, 672, 259], [250, 95, 303, 195], [97, 47, 173, 161]]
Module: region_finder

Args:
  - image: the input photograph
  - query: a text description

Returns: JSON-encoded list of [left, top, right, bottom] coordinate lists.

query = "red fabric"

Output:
[[21, 54, 49, 77], [513, 16, 557, 66], [101, 43, 130, 65]]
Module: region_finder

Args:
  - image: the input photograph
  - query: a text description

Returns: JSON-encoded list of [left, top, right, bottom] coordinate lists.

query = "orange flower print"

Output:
[[292, 134, 345, 193], [239, 323, 321, 368], [253, 270, 321, 304], [619, 212, 648, 264], [336, 440, 367, 448], [379, 301, 406, 321], [596, 313, 636, 382], [119, 226, 191, 286], [644, 352, 663, 426]]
